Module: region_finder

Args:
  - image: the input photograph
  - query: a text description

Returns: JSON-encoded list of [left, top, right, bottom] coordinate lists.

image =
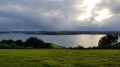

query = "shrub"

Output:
[[25, 46, 34, 49], [99, 34, 119, 46], [25, 37, 52, 48], [91, 45, 120, 49], [0, 44, 11, 49], [69, 45, 84, 49], [15, 40, 24, 46], [0, 37, 54, 49]]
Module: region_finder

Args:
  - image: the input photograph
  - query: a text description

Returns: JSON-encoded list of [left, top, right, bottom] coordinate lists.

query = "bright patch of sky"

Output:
[[0, 0, 120, 31]]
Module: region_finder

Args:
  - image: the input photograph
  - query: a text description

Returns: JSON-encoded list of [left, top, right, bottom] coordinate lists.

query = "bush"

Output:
[[25, 46, 34, 49], [25, 37, 52, 48], [69, 45, 84, 49], [99, 34, 119, 46], [15, 40, 24, 46], [0, 37, 53, 49], [0, 44, 11, 49], [91, 45, 120, 49]]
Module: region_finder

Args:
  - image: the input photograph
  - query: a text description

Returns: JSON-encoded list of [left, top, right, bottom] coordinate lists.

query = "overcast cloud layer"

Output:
[[0, 0, 120, 31]]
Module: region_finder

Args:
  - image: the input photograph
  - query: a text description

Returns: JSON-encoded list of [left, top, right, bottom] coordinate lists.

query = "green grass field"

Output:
[[0, 49, 120, 67]]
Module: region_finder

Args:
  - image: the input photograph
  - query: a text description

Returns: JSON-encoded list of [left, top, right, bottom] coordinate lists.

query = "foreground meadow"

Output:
[[0, 49, 120, 67]]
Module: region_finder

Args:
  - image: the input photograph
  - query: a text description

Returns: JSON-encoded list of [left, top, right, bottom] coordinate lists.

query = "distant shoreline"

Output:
[[0, 31, 120, 35]]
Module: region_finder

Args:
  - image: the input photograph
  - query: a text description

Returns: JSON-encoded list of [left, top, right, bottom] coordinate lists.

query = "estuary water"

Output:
[[0, 34, 105, 48]]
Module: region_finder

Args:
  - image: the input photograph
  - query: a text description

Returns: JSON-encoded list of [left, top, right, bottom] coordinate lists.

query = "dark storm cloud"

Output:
[[0, 0, 120, 31], [0, 0, 63, 31]]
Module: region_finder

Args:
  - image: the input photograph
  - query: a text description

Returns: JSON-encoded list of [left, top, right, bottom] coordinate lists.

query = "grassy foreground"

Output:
[[0, 49, 120, 67]]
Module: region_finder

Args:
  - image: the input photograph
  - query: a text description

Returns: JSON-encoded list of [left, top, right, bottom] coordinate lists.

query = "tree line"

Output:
[[0, 37, 52, 49], [0, 34, 120, 49]]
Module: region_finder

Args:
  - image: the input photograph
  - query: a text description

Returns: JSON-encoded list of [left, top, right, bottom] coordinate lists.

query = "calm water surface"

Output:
[[0, 34, 105, 48]]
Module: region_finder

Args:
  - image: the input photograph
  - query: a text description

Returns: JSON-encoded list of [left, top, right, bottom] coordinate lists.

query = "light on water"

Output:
[[0, 34, 105, 48], [75, 35, 105, 48]]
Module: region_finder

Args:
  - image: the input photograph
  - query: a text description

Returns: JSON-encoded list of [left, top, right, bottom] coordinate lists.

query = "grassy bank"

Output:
[[0, 49, 120, 67]]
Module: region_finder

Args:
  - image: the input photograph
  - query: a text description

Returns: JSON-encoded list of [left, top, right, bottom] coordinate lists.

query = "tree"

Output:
[[15, 40, 23, 46], [25, 37, 51, 48], [7, 40, 14, 44], [0, 37, 52, 49], [1, 39, 14, 44], [98, 34, 119, 46]]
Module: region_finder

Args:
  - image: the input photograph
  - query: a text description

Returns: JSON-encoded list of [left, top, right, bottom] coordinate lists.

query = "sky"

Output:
[[0, 0, 120, 31]]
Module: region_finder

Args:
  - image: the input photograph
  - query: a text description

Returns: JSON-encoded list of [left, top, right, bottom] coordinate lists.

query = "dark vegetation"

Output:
[[25, 31, 120, 35], [0, 34, 120, 49], [69, 34, 120, 49], [94, 34, 120, 49], [98, 34, 119, 46], [0, 37, 53, 49], [2, 31, 120, 35]]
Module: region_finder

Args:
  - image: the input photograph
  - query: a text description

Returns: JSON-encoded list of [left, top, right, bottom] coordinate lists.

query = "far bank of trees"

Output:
[[0, 37, 52, 49]]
